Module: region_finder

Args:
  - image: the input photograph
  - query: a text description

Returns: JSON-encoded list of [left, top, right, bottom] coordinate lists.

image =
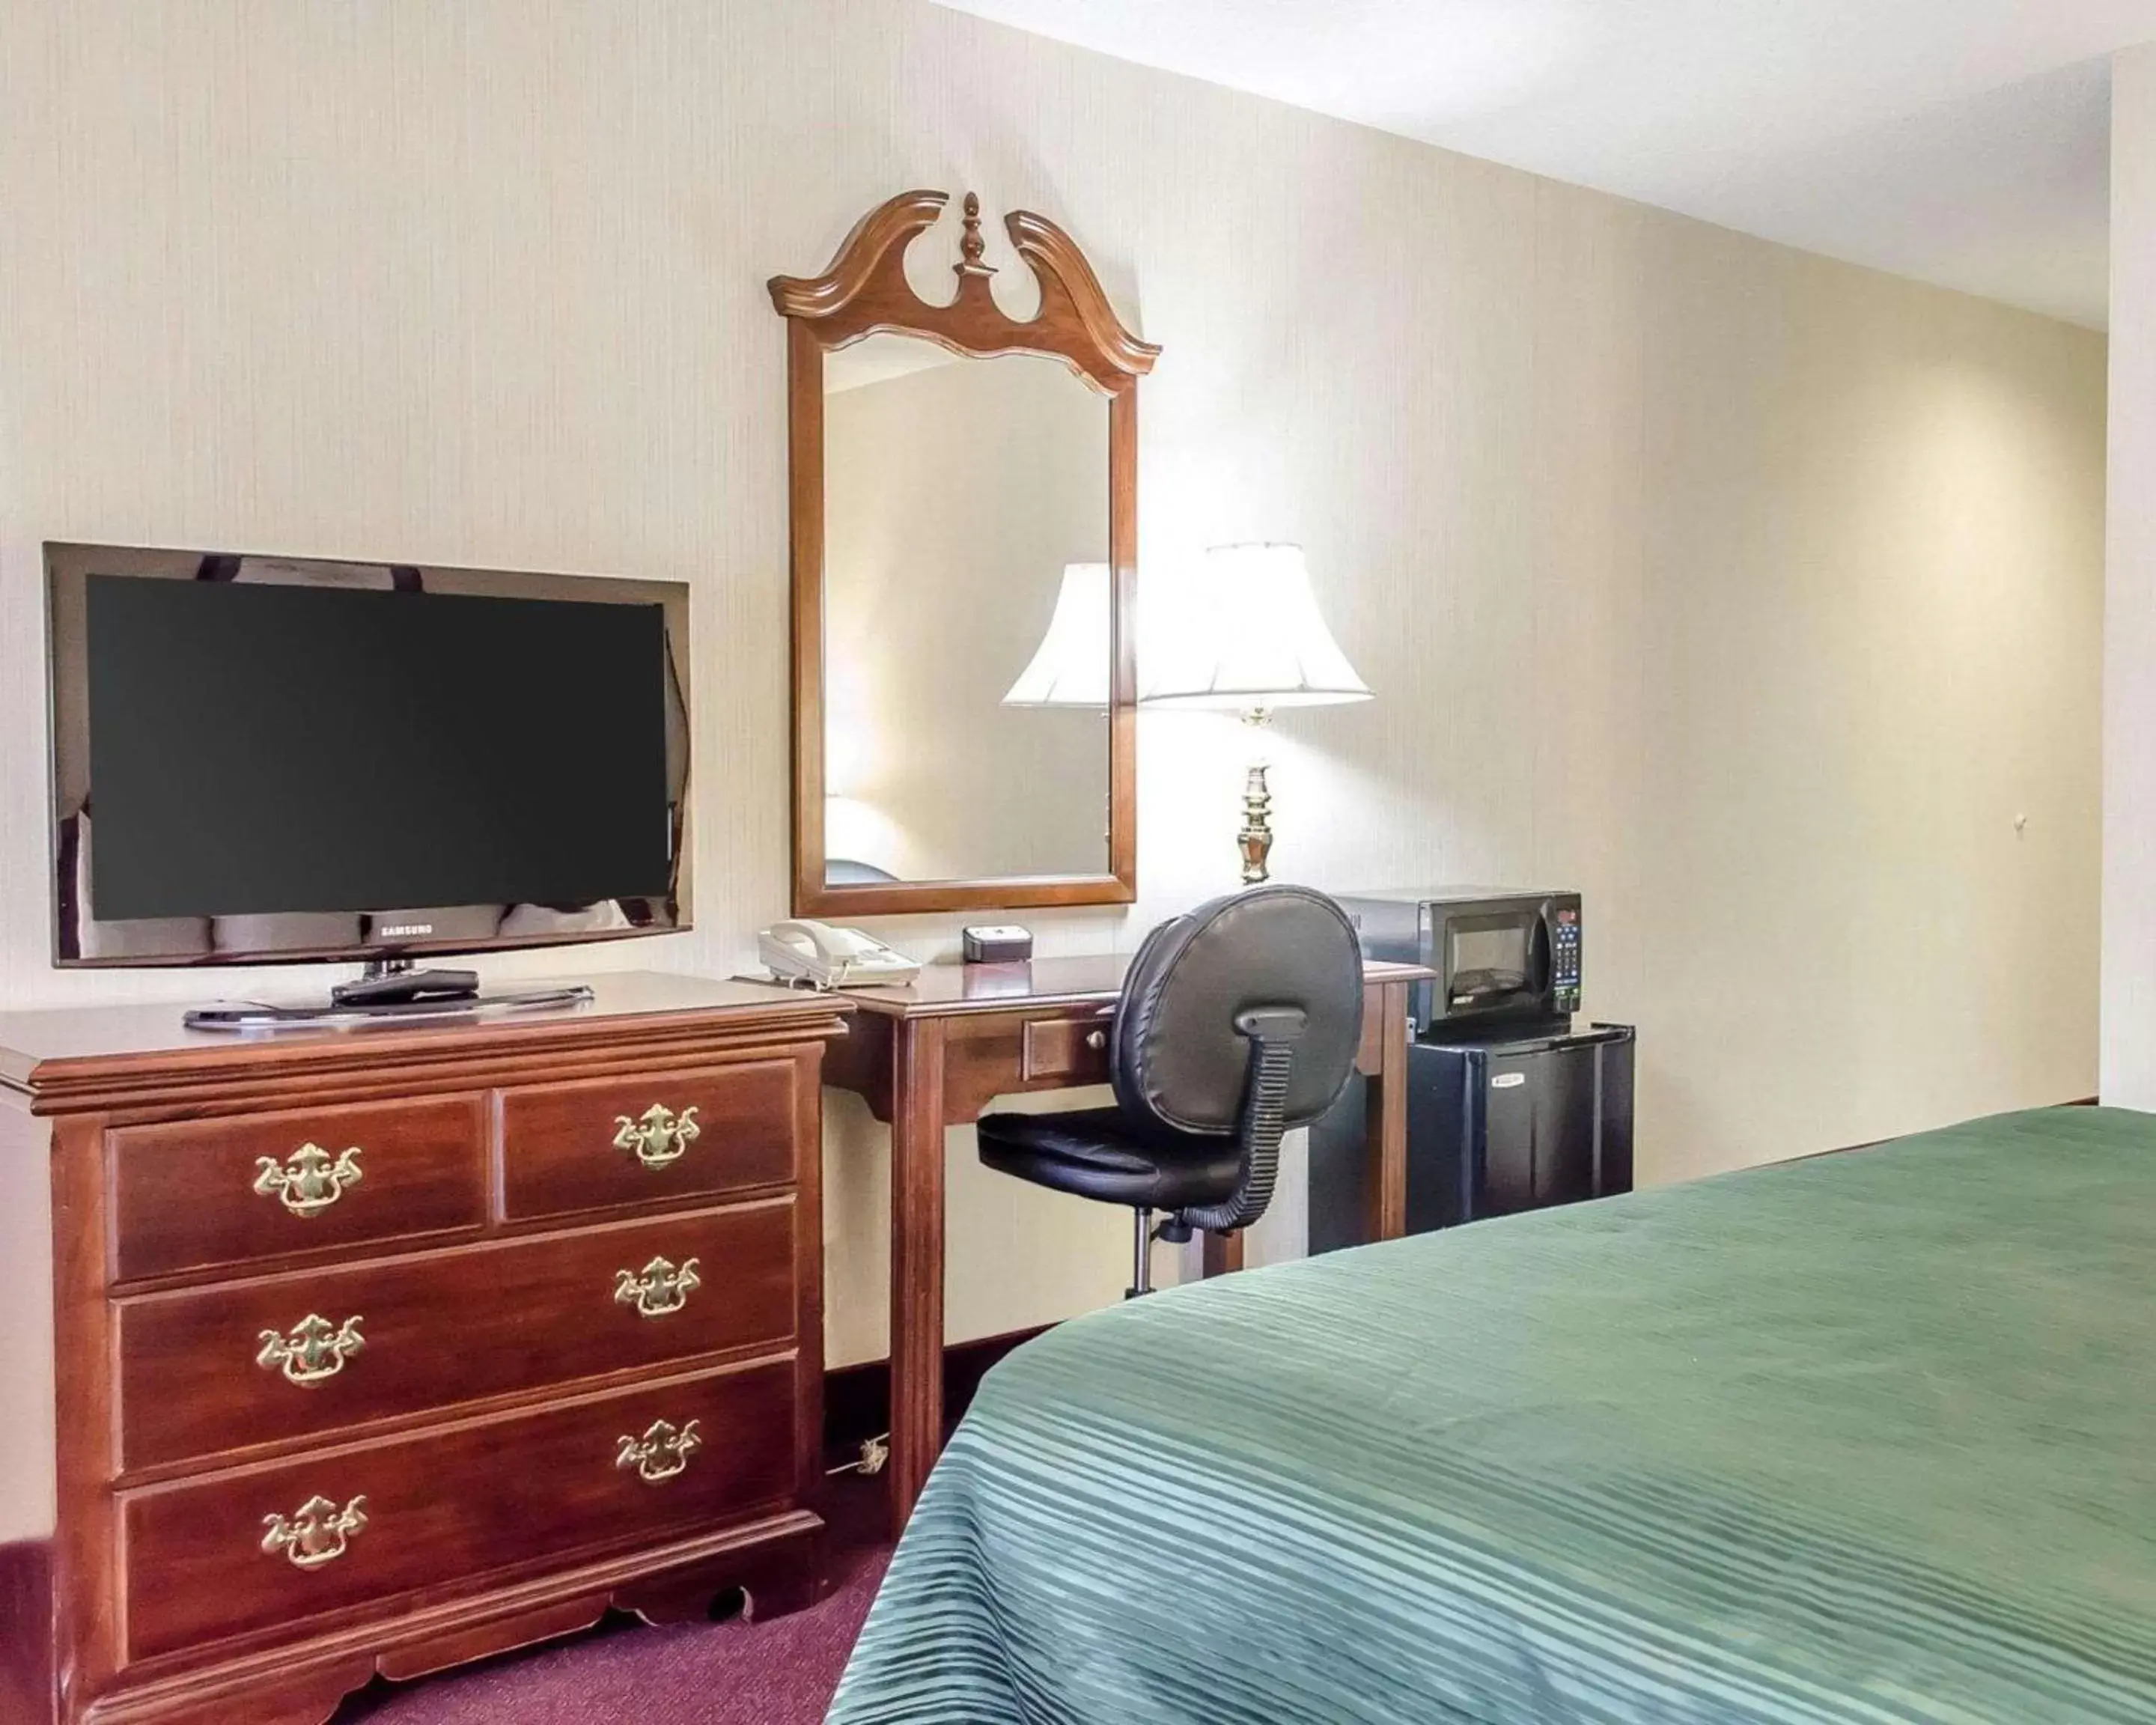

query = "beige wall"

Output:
[[0, 0, 2107, 1539], [2105, 43, 2156, 1108]]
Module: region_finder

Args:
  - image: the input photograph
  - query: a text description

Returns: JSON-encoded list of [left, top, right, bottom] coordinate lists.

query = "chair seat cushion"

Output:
[[976, 1106, 1243, 1212]]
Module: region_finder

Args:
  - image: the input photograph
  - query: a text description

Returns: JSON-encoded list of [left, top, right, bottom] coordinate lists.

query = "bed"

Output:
[[826, 1107, 2156, 1724]]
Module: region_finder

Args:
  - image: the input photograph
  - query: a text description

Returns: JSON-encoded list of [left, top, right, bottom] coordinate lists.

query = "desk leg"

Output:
[[1363, 980, 1410, 1243], [1200, 1230, 1244, 1277], [887, 1018, 946, 1536]]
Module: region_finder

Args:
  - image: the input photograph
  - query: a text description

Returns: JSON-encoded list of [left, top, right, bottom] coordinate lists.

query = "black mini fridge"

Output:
[[1309, 1021, 1636, 1252]]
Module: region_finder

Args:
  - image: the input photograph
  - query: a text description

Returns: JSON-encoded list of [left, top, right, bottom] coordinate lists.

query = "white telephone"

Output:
[[758, 919, 921, 990]]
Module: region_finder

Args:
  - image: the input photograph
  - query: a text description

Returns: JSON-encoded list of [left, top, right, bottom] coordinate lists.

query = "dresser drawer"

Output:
[[116, 1199, 797, 1474], [500, 1061, 798, 1220], [111, 1098, 487, 1283], [121, 1357, 797, 1662]]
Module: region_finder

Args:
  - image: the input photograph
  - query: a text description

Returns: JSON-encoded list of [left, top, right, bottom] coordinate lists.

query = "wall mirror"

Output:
[[770, 189, 1157, 915]]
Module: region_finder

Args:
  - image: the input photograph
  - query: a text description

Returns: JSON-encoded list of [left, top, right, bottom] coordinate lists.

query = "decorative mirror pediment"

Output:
[[771, 191, 1157, 916]]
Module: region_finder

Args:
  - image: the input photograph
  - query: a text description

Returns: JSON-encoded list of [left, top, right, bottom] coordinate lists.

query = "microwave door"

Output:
[[1446, 913, 1529, 1013], [1451, 964, 1529, 1002]]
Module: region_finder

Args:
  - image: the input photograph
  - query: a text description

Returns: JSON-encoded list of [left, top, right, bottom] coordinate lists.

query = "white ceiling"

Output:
[[935, 0, 2156, 330]]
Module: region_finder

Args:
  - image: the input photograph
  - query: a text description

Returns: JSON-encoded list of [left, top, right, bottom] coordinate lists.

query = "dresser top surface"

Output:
[[0, 970, 847, 1097]]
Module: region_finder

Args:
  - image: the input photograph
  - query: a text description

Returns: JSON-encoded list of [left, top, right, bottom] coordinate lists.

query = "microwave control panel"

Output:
[[1553, 904, 1582, 1011]]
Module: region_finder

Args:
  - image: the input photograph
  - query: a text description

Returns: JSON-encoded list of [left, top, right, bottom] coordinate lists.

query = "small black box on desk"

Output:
[[961, 925, 1033, 964]]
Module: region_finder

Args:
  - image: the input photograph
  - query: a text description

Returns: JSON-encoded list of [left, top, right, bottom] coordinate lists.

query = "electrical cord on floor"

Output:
[[827, 1433, 890, 1476]]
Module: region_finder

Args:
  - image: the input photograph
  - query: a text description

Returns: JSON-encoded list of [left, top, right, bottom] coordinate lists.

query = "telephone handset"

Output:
[[758, 919, 921, 990]]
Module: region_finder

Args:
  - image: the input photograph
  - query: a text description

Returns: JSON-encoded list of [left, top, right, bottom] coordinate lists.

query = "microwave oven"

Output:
[[1335, 887, 1582, 1033]]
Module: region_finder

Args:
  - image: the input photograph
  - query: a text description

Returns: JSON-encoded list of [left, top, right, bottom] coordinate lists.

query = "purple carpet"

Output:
[[336, 1546, 889, 1725]]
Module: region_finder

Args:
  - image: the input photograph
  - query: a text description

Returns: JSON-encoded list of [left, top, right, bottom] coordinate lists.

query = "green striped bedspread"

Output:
[[826, 1108, 2156, 1724]]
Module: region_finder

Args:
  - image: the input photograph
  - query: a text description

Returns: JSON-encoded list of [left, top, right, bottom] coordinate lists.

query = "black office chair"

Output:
[[976, 884, 1365, 1296]]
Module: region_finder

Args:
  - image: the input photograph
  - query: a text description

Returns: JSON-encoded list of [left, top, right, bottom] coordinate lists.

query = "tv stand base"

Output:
[[330, 964, 481, 1008]]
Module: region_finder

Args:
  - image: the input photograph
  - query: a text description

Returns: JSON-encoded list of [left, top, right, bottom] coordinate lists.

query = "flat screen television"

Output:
[[46, 542, 692, 972]]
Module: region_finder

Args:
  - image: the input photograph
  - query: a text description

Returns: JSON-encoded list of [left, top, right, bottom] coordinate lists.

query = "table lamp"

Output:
[[1141, 542, 1371, 883]]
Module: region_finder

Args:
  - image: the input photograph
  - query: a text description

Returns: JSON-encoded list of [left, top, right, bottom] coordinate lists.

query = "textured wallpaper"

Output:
[[0, 0, 2110, 1533]]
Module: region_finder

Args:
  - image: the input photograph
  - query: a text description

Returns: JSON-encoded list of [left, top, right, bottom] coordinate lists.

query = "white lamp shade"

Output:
[[1141, 542, 1371, 709], [1003, 562, 1112, 708]]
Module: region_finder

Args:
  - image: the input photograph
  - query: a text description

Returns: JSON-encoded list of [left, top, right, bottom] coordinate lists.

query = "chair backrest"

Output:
[[1110, 884, 1365, 1139]]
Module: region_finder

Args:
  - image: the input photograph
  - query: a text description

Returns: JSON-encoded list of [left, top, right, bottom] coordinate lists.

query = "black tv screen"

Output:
[[46, 545, 692, 967]]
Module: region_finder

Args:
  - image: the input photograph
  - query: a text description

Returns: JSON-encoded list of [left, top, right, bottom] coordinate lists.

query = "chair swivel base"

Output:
[[1127, 1209, 1212, 1297]]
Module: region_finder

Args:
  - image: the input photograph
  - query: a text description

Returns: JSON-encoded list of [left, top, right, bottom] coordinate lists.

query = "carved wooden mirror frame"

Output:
[[770, 189, 1158, 916]]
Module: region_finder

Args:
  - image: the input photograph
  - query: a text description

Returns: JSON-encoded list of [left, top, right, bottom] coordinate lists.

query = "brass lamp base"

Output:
[[1237, 706, 1276, 884], [1238, 763, 1274, 884]]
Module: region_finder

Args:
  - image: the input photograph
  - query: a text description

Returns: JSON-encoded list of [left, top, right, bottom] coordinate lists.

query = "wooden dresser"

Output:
[[0, 973, 849, 1725]]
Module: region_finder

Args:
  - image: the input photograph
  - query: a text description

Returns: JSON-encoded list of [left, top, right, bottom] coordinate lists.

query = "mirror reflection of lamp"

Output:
[[1139, 543, 1371, 884], [1002, 562, 1111, 708], [1002, 562, 1114, 845], [823, 680, 904, 880]]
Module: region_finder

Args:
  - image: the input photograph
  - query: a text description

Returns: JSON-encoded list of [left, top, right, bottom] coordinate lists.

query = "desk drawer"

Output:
[[1020, 1014, 1113, 1086], [116, 1199, 797, 1474], [112, 1098, 487, 1283], [500, 1061, 798, 1220], [120, 1357, 797, 1663]]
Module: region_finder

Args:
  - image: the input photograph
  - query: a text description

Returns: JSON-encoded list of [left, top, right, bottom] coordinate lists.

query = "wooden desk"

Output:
[[820, 955, 1431, 1531]]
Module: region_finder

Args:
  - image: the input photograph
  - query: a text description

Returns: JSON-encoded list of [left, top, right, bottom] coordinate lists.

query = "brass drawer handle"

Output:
[[253, 1144, 364, 1217], [613, 1255, 701, 1319], [256, 1314, 365, 1386], [616, 1417, 701, 1485], [612, 1104, 701, 1170], [261, 1494, 368, 1569]]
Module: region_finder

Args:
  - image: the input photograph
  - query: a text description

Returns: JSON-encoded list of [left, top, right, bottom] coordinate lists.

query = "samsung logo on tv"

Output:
[[377, 923, 433, 939]]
